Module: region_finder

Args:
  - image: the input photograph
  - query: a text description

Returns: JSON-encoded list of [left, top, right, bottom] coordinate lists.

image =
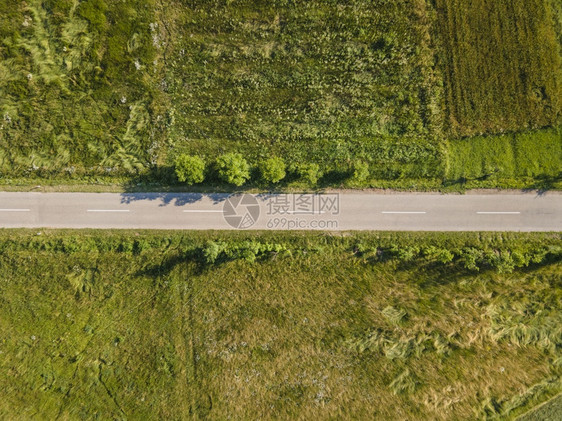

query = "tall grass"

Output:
[[2, 230, 559, 419]]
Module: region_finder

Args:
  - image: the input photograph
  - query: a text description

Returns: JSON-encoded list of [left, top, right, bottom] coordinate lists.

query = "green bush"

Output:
[[174, 155, 206, 185], [216, 153, 250, 186], [423, 246, 454, 264], [389, 245, 420, 262], [202, 240, 227, 265], [352, 161, 370, 182], [260, 157, 286, 184], [201, 240, 288, 265], [296, 163, 322, 185]]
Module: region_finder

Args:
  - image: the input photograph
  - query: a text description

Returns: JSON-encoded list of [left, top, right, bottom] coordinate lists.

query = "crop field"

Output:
[[165, 0, 442, 161], [433, 0, 562, 137], [0, 0, 561, 189], [0, 230, 561, 419]]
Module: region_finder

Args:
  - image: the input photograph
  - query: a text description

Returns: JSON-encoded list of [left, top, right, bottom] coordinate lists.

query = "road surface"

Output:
[[0, 192, 560, 231]]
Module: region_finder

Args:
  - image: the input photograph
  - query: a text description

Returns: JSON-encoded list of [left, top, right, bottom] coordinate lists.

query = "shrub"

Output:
[[460, 247, 484, 271], [174, 155, 206, 185], [260, 157, 286, 184], [200, 240, 288, 265], [216, 153, 250, 186], [352, 161, 370, 182], [389, 245, 420, 262], [202, 240, 227, 265], [119, 239, 134, 253], [296, 163, 322, 185], [511, 251, 530, 268], [423, 246, 454, 264], [486, 251, 516, 274], [133, 238, 151, 255]]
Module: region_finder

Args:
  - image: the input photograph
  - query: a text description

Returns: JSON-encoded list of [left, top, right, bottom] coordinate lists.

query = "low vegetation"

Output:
[[446, 127, 562, 190], [0, 230, 560, 419], [0, 0, 166, 177], [215, 153, 251, 186], [174, 155, 205, 185], [0, 0, 560, 190]]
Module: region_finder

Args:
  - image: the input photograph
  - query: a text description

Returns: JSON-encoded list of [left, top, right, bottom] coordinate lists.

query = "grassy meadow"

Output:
[[0, 0, 167, 177], [0, 0, 561, 189], [0, 230, 561, 419]]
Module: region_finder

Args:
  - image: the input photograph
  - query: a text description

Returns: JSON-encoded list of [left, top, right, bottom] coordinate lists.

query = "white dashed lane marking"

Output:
[[381, 211, 427, 215], [0, 209, 30, 212], [476, 212, 521, 215], [87, 209, 130, 213]]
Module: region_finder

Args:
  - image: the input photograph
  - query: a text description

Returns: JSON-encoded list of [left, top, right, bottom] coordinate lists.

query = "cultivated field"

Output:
[[433, 0, 562, 137], [0, 0, 561, 189], [0, 231, 560, 419]]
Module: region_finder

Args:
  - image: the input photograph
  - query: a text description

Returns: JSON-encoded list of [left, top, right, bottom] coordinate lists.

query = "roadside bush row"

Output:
[[174, 152, 380, 186], [201, 240, 289, 264], [1, 233, 559, 274], [0, 235, 293, 261], [353, 242, 562, 273], [0, 235, 192, 255]]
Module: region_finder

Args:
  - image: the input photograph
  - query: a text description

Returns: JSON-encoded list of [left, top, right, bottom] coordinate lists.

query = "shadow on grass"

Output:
[[358, 251, 562, 289], [413, 252, 562, 288], [135, 249, 203, 279], [526, 172, 562, 194], [441, 177, 467, 190], [318, 169, 353, 188]]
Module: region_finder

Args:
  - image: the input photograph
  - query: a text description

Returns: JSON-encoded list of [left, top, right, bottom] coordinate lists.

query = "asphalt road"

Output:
[[0, 192, 560, 231]]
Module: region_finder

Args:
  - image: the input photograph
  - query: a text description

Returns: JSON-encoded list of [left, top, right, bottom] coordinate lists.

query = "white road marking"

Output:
[[0, 209, 31, 212], [476, 212, 521, 215], [286, 211, 326, 215], [382, 211, 427, 214], [183, 210, 223, 213], [87, 209, 130, 213]]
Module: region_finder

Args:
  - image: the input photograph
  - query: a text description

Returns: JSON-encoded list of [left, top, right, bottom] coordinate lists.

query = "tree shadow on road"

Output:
[[119, 192, 230, 206]]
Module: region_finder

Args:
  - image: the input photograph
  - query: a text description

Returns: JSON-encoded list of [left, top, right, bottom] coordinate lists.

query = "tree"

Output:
[[174, 154, 206, 185], [260, 157, 286, 184], [216, 153, 250, 186]]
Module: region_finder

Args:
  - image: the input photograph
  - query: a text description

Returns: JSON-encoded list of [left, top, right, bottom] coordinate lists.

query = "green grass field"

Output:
[[0, 0, 561, 190], [446, 127, 562, 190], [518, 393, 562, 421], [0, 230, 561, 419]]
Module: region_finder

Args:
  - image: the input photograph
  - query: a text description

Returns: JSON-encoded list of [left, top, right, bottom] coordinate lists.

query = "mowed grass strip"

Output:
[[0, 230, 560, 419], [446, 127, 562, 189], [434, 0, 562, 137]]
